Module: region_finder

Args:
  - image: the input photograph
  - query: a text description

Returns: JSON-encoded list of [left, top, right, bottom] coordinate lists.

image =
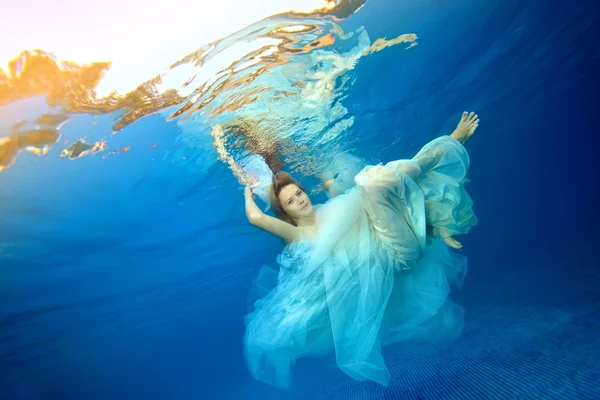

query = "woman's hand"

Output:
[[245, 182, 261, 199]]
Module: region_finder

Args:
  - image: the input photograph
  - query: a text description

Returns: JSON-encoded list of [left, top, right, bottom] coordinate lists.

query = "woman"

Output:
[[239, 112, 479, 388]]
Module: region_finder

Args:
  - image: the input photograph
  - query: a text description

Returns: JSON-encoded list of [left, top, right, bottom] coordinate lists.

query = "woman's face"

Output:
[[278, 184, 313, 220]]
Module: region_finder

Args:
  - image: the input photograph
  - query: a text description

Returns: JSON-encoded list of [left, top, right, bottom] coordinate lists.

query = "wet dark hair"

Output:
[[269, 171, 307, 226]]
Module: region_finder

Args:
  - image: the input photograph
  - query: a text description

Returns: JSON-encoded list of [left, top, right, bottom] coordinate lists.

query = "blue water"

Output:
[[1, 0, 599, 399]]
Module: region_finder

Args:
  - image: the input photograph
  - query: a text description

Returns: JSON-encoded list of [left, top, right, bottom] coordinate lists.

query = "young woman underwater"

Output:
[[212, 111, 480, 388]]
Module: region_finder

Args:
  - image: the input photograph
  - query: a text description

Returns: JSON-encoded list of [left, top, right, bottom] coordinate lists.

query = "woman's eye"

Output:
[[297, 190, 301, 195]]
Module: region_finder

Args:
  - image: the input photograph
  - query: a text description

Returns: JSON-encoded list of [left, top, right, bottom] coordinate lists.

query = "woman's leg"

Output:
[[420, 112, 480, 247], [355, 164, 427, 270], [398, 112, 479, 180], [379, 112, 480, 249]]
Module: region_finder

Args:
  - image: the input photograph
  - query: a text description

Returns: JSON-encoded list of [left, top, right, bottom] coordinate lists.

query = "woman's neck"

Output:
[[296, 213, 317, 228], [296, 214, 319, 239]]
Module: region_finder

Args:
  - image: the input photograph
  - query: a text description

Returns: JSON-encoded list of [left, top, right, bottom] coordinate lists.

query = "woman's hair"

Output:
[[269, 171, 306, 226], [224, 117, 284, 173]]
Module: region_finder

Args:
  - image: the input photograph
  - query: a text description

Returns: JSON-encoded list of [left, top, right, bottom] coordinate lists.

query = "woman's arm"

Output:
[[320, 176, 339, 198], [245, 185, 299, 243], [212, 123, 299, 243]]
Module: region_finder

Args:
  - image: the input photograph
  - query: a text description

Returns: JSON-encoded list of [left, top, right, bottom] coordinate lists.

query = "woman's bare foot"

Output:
[[450, 111, 479, 144], [443, 236, 463, 249]]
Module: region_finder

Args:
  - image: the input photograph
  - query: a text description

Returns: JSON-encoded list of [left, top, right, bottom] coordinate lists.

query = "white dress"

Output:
[[244, 136, 478, 388]]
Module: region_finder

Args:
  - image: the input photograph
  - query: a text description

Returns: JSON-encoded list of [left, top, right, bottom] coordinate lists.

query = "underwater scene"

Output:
[[1, 0, 599, 398]]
